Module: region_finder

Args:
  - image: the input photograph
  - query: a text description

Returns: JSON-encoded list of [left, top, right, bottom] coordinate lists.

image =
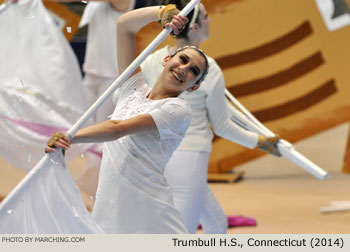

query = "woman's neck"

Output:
[[148, 83, 180, 100]]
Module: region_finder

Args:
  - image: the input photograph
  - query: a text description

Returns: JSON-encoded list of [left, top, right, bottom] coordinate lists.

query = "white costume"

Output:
[[92, 72, 190, 233], [80, 0, 135, 123], [141, 45, 259, 233]]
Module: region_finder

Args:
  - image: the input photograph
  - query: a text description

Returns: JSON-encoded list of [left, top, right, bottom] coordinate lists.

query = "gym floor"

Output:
[[1, 123, 349, 233]]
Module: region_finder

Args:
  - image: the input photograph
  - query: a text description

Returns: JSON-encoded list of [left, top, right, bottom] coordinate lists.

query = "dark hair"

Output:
[[160, 0, 200, 40], [171, 46, 209, 84]]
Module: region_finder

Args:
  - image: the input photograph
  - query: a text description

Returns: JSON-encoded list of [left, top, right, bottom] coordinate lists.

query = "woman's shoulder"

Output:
[[163, 96, 190, 107], [149, 97, 191, 140], [159, 97, 191, 117]]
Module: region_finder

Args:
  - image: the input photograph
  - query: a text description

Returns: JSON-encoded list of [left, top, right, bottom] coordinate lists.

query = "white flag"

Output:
[[0, 152, 104, 234], [0, 0, 88, 113], [0, 0, 95, 170]]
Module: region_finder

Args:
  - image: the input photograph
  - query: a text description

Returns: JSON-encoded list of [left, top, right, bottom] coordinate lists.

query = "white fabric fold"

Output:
[[0, 152, 104, 234], [0, 0, 95, 170]]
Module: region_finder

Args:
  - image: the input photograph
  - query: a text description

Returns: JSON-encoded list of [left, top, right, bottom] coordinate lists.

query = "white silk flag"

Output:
[[0, 0, 104, 233], [0, 0, 96, 170], [0, 152, 103, 234], [0, 0, 87, 113]]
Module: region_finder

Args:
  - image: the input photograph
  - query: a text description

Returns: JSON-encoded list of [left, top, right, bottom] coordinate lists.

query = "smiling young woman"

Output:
[[45, 4, 210, 233]]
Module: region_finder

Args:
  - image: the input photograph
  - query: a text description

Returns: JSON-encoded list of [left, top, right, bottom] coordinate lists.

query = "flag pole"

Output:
[[0, 0, 201, 215], [224, 89, 329, 180]]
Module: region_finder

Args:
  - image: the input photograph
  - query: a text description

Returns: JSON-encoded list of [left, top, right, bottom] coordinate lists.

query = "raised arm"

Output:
[[117, 6, 186, 76], [117, 7, 159, 76]]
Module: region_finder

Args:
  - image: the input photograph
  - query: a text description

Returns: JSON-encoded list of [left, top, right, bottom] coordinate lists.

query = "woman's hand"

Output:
[[164, 14, 188, 35], [45, 132, 70, 153], [257, 135, 281, 157], [158, 4, 188, 35]]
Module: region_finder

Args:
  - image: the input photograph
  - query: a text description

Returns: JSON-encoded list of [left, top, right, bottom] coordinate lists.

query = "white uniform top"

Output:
[[92, 72, 190, 233], [80, 1, 135, 78], [141, 45, 259, 152]]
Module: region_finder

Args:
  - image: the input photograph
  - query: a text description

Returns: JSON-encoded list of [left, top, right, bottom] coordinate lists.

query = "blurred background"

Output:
[[1, 0, 350, 233]]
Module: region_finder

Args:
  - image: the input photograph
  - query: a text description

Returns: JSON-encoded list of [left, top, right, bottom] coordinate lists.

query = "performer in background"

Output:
[[141, 0, 281, 234], [78, 0, 135, 123]]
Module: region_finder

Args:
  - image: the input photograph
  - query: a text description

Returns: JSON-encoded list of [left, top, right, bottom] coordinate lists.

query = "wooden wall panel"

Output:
[[135, 0, 350, 174]]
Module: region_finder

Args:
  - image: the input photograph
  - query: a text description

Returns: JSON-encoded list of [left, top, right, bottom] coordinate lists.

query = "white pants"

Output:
[[200, 186, 228, 234], [83, 73, 116, 123], [164, 150, 228, 234]]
